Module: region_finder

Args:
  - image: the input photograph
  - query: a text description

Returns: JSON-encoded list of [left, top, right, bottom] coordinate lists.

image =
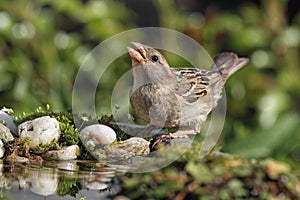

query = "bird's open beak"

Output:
[[127, 42, 147, 63]]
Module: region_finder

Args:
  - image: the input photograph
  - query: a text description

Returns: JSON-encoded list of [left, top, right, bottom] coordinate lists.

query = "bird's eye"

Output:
[[151, 55, 159, 62]]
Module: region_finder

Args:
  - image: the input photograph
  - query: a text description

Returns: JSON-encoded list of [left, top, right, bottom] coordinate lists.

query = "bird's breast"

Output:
[[130, 83, 181, 127]]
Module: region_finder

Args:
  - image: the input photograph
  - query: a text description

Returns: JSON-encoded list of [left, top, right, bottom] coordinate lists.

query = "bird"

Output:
[[127, 42, 248, 138]]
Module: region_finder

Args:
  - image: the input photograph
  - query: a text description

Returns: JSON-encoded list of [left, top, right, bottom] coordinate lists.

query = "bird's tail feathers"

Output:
[[211, 52, 249, 81]]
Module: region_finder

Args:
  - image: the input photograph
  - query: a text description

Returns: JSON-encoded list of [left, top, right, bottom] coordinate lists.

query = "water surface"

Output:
[[0, 160, 125, 199]]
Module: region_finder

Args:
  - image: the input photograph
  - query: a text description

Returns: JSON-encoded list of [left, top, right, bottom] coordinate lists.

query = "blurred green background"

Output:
[[0, 0, 299, 166]]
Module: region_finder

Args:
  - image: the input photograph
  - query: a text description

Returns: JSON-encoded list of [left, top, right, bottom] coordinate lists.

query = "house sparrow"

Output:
[[127, 42, 248, 136]]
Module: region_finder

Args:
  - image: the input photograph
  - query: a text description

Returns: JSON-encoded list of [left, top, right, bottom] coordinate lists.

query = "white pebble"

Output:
[[0, 123, 14, 142], [0, 111, 17, 136], [80, 124, 116, 145], [18, 116, 61, 151], [42, 145, 80, 160]]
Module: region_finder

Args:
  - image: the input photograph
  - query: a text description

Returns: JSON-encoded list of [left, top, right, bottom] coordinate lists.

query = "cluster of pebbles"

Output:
[[0, 109, 151, 162], [0, 111, 80, 161]]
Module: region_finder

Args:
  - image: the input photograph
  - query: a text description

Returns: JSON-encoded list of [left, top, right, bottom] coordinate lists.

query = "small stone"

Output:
[[115, 137, 150, 155], [80, 124, 116, 146], [0, 140, 5, 158], [0, 111, 17, 136], [0, 123, 14, 142], [42, 145, 80, 160], [92, 137, 150, 160], [6, 154, 30, 163], [93, 145, 129, 160], [18, 116, 61, 151]]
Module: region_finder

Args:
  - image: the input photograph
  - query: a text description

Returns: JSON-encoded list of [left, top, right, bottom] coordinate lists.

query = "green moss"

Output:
[[56, 115, 80, 147], [37, 138, 59, 152]]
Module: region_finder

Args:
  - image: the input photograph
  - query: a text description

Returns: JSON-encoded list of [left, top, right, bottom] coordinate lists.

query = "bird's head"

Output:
[[127, 42, 170, 68], [127, 42, 175, 85]]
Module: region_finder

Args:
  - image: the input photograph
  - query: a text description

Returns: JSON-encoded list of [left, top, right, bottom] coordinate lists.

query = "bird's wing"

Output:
[[171, 68, 214, 103], [170, 53, 248, 104]]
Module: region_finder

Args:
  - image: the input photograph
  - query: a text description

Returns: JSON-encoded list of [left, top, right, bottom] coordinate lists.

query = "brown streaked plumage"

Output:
[[128, 42, 248, 133]]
